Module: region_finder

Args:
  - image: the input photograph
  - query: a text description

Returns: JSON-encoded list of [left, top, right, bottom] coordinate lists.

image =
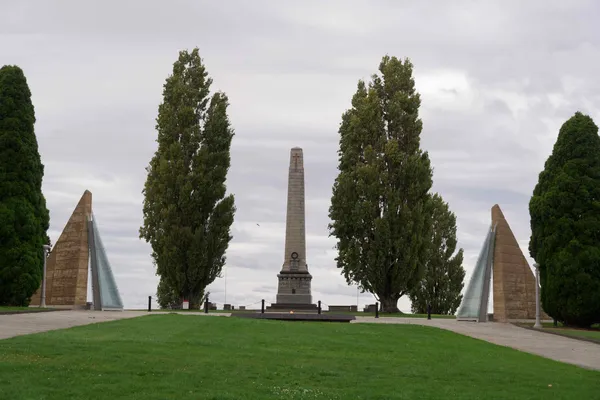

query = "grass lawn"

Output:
[[556, 328, 600, 341], [130, 308, 457, 319], [0, 306, 32, 312], [1, 315, 599, 399], [517, 322, 600, 343], [0, 306, 55, 314]]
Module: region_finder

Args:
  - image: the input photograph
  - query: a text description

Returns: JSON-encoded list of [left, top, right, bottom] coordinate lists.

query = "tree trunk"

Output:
[[189, 291, 203, 309], [380, 295, 401, 313], [181, 290, 204, 309]]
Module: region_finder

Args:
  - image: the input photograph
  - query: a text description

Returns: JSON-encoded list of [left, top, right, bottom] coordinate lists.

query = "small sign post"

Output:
[[182, 300, 190, 310]]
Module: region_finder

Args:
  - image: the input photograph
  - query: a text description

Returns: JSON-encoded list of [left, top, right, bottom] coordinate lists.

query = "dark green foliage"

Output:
[[409, 194, 465, 315], [329, 56, 434, 313], [529, 112, 600, 328], [156, 276, 205, 309], [140, 49, 236, 305], [155, 277, 181, 309], [0, 65, 50, 306]]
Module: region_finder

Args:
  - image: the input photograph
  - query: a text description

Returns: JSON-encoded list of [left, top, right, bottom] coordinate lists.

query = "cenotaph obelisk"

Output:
[[269, 147, 317, 311]]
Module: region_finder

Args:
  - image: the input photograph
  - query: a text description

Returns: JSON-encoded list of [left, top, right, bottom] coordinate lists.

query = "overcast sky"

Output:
[[2, 0, 599, 311]]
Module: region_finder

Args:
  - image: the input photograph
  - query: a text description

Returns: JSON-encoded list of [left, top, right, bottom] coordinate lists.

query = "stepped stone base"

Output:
[[234, 312, 354, 323], [276, 270, 313, 304], [267, 303, 318, 312]]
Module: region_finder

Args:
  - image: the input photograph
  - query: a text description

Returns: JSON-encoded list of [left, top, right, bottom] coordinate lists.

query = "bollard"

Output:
[[261, 299, 265, 314], [318, 300, 321, 315], [375, 302, 379, 318], [204, 296, 209, 314], [148, 296, 152, 312], [427, 303, 431, 320], [553, 318, 558, 327]]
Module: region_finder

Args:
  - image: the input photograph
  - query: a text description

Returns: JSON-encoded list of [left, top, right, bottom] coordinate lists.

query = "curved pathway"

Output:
[[0, 310, 147, 340], [0, 310, 229, 340], [353, 316, 600, 371]]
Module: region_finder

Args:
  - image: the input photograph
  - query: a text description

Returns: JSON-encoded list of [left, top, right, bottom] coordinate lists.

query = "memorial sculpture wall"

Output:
[[457, 204, 549, 322], [30, 191, 123, 311]]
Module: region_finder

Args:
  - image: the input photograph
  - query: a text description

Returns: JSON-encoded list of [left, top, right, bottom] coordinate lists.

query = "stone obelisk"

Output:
[[272, 147, 315, 310]]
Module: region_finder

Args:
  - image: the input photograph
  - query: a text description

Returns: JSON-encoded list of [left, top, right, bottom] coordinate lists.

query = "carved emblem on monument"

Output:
[[290, 251, 299, 271]]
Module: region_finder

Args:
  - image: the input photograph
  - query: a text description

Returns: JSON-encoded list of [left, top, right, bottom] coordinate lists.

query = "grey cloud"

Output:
[[2, 0, 599, 312], [484, 99, 513, 116]]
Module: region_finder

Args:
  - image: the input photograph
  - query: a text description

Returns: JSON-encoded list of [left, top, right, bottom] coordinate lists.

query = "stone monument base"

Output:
[[276, 271, 313, 304], [234, 312, 355, 323], [267, 303, 318, 312]]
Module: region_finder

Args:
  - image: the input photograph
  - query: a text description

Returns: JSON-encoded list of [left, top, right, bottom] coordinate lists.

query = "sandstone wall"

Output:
[[491, 204, 549, 321], [30, 191, 92, 307]]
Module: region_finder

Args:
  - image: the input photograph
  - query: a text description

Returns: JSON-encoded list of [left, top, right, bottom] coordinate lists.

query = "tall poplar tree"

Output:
[[329, 56, 434, 313], [140, 49, 236, 307], [529, 112, 600, 327], [409, 194, 465, 315], [0, 65, 50, 306], [156, 276, 184, 309]]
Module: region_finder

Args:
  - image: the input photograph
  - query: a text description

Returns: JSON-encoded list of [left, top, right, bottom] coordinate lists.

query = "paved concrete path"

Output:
[[353, 317, 600, 371], [0, 310, 232, 340], [0, 311, 148, 340]]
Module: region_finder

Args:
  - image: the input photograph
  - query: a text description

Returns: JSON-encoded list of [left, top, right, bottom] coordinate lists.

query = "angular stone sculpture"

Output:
[[492, 205, 544, 321], [30, 191, 92, 307], [457, 204, 549, 322], [30, 191, 123, 310]]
